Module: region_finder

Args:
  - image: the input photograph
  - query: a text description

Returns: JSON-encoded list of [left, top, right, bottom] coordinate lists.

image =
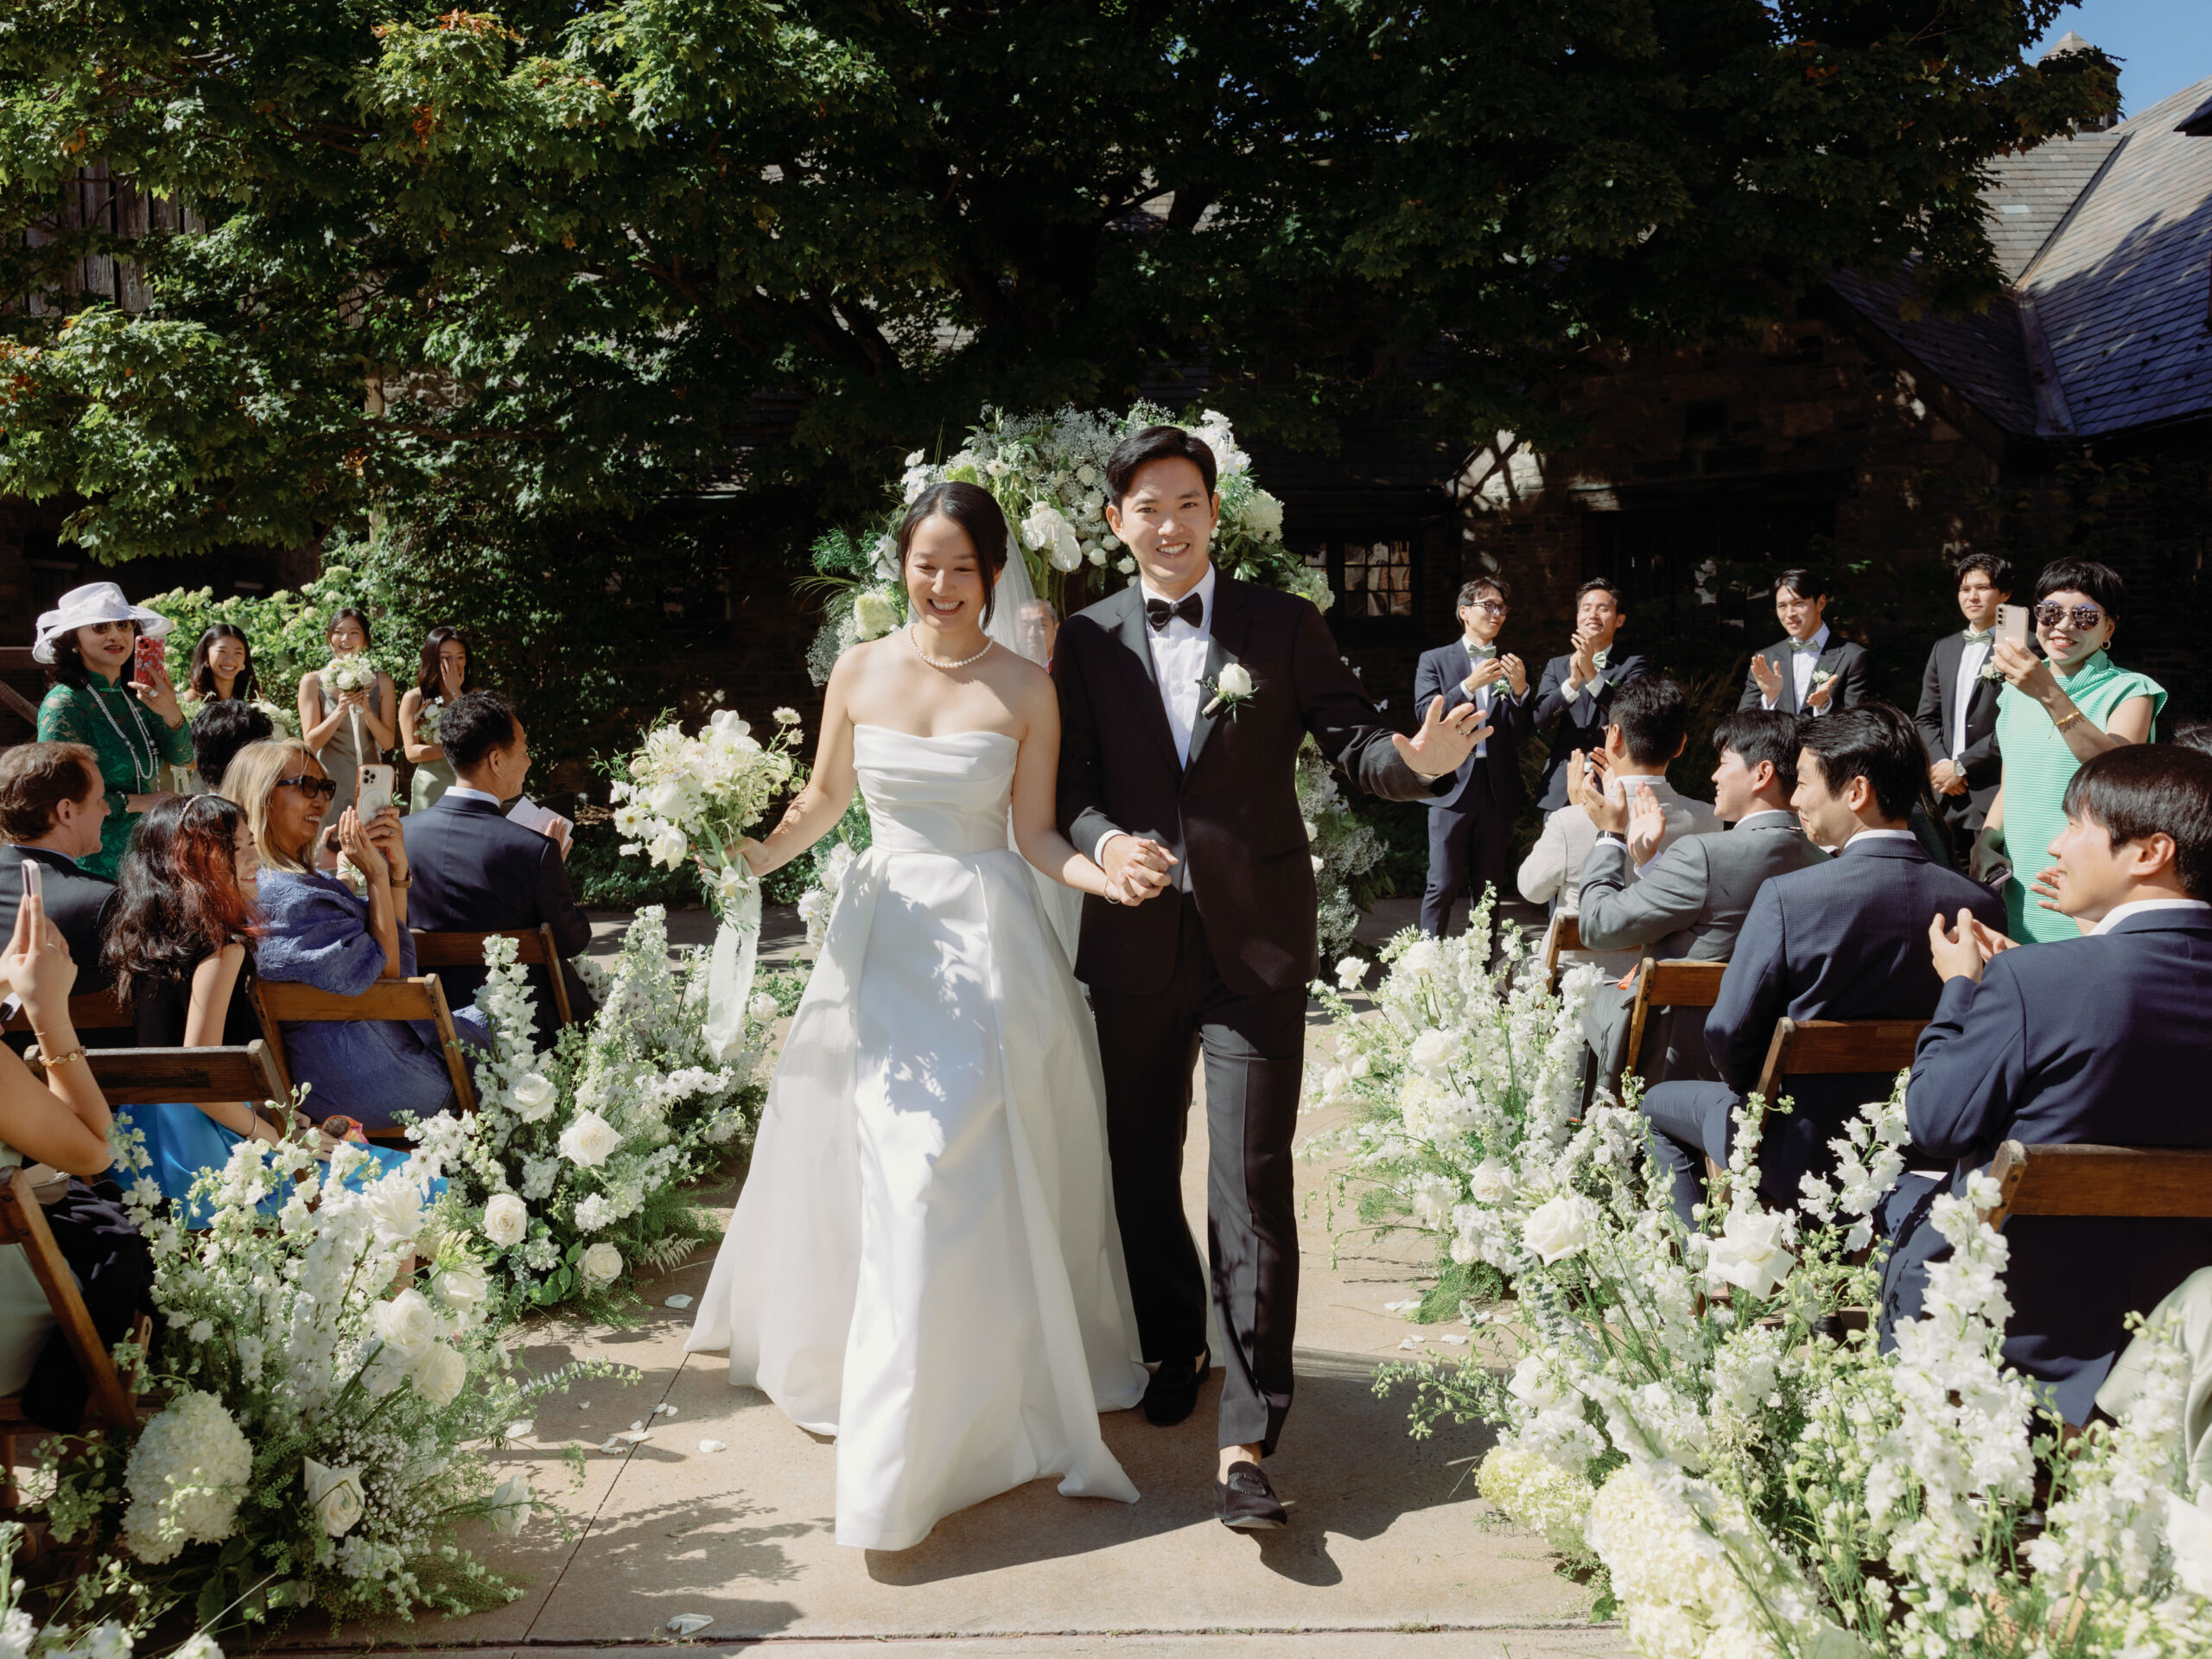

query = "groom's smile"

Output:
[[1107, 455, 1222, 601]]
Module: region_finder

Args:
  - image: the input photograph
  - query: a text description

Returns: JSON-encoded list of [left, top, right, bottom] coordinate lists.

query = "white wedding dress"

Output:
[[685, 724, 1147, 1550]]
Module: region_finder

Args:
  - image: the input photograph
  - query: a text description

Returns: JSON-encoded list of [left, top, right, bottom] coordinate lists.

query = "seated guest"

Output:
[[1517, 677, 1721, 970], [1878, 743, 2212, 1427], [191, 698, 276, 799], [1529, 578, 1650, 817], [1575, 711, 1827, 1088], [402, 691, 595, 1046], [1914, 552, 2012, 869], [1637, 704, 2003, 1226], [0, 743, 117, 1001], [1738, 568, 1871, 718], [230, 740, 467, 1129]]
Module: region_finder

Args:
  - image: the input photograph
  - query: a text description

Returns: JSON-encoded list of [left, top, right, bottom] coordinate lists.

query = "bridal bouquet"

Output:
[[608, 705, 802, 1058], [418, 912, 772, 1307], [321, 652, 378, 696]]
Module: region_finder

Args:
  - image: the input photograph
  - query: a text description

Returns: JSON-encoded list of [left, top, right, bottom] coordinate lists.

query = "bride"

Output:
[[684, 480, 1149, 1551]]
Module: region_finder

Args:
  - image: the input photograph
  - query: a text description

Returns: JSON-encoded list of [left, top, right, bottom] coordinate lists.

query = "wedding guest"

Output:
[[231, 740, 465, 1129], [0, 744, 117, 1001], [1738, 569, 1871, 719], [402, 691, 594, 1046], [190, 699, 276, 799], [1517, 677, 1721, 972], [1529, 578, 1650, 815], [31, 582, 192, 882], [1637, 704, 2002, 1225], [296, 607, 396, 828], [1914, 552, 2012, 868], [1414, 577, 1529, 938], [1575, 710, 1827, 1087], [1975, 558, 2164, 944], [1880, 743, 2212, 1426], [397, 626, 474, 813], [187, 623, 261, 707]]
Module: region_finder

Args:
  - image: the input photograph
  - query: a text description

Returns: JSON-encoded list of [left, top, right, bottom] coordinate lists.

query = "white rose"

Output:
[[580, 1242, 624, 1287], [364, 1176, 423, 1245], [1506, 1353, 1564, 1412], [1468, 1160, 1515, 1205], [1334, 957, 1370, 990], [1706, 1209, 1796, 1298], [557, 1109, 621, 1168], [1086, 543, 1107, 567], [482, 1192, 529, 1249], [489, 1473, 534, 1537], [372, 1287, 437, 1354], [436, 1258, 489, 1308], [1076, 464, 1097, 486], [645, 779, 690, 819], [1522, 1193, 1599, 1265], [748, 993, 780, 1023], [1214, 663, 1254, 700], [511, 1071, 560, 1123], [1407, 1028, 1454, 1077], [2164, 1487, 2212, 1597], [853, 590, 899, 640], [1398, 938, 1440, 978], [646, 823, 690, 870], [302, 1457, 365, 1537], [410, 1341, 467, 1408], [1115, 556, 1136, 575]]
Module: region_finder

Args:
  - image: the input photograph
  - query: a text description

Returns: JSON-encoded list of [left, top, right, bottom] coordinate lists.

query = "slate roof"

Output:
[[1832, 73, 2212, 443]]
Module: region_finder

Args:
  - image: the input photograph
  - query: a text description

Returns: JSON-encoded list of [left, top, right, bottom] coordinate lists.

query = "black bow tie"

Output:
[[1146, 594, 1203, 632]]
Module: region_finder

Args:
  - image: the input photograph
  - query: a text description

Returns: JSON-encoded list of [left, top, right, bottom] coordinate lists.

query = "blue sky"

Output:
[[2033, 2, 2212, 120]]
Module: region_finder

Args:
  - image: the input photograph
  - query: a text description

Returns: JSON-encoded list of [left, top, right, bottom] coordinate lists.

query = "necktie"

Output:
[[1147, 594, 1203, 632], [1963, 629, 1993, 645]]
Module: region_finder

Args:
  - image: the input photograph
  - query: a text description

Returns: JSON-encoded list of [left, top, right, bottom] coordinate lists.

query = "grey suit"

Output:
[[1573, 811, 1828, 1088]]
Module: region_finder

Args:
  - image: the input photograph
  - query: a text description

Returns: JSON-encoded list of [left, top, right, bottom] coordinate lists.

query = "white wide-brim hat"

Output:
[[32, 581, 173, 664]]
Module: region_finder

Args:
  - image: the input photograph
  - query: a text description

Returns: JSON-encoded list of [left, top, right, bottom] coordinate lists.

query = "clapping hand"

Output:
[[1395, 695, 1491, 781], [1461, 655, 1510, 695], [1625, 785, 1668, 866], [1748, 652, 1785, 706], [1567, 628, 1600, 685], [1567, 749, 1629, 835], [1929, 907, 2019, 982], [1803, 674, 1838, 713]]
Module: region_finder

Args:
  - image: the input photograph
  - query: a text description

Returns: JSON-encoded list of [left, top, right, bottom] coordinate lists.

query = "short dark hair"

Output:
[[1104, 425, 1218, 505], [1774, 567, 1827, 601], [415, 626, 476, 703], [898, 480, 1012, 628], [440, 690, 519, 772], [2062, 743, 2212, 900], [1955, 551, 2013, 594], [0, 742, 101, 842], [192, 698, 275, 795], [2171, 718, 2212, 758], [1456, 575, 1510, 610], [1712, 710, 1802, 794], [2033, 557, 2125, 620], [188, 623, 260, 702], [1608, 676, 1690, 766], [1797, 702, 1925, 823], [1573, 576, 1625, 608]]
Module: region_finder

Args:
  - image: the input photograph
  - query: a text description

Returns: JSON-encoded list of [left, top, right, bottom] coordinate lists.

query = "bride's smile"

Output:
[[903, 516, 991, 655]]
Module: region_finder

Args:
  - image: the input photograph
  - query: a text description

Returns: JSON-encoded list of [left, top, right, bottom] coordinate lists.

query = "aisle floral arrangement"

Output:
[[420, 911, 772, 1309], [1324, 928, 2212, 1657]]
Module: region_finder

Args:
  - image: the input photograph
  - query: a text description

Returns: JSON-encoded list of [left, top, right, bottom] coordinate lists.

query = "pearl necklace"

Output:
[[89, 677, 156, 791], [904, 625, 993, 671]]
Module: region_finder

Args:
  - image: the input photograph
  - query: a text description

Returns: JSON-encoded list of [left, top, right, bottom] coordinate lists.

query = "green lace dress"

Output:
[[36, 677, 195, 881]]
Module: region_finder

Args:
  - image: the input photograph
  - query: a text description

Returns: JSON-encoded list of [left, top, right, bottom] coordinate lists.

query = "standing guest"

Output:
[[296, 607, 397, 829], [1637, 704, 2002, 1226], [397, 626, 474, 813], [1414, 577, 1529, 938], [1529, 578, 1649, 815], [191, 700, 276, 800], [1977, 558, 2164, 944], [1738, 569, 1872, 718], [402, 691, 594, 1047], [1914, 553, 2012, 867], [1574, 710, 1827, 1087], [187, 623, 261, 707], [0, 744, 117, 1000], [30, 582, 191, 882], [230, 741, 467, 1129], [1880, 744, 2212, 1426]]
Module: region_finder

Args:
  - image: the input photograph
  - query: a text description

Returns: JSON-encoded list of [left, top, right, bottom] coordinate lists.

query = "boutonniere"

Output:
[[1809, 669, 1834, 690], [1978, 659, 2006, 683], [1202, 663, 1255, 719]]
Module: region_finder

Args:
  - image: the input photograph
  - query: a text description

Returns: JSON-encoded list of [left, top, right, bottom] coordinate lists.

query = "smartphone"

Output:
[[1995, 604, 2030, 652], [355, 764, 395, 820], [133, 634, 165, 684], [20, 860, 41, 902]]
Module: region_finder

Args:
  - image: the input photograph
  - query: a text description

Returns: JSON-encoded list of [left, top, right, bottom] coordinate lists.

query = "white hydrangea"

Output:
[[121, 1392, 254, 1564]]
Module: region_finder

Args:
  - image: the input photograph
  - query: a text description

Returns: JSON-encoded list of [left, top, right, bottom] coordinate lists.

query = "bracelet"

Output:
[[390, 874, 411, 887], [35, 1046, 86, 1072], [2051, 708, 2084, 733]]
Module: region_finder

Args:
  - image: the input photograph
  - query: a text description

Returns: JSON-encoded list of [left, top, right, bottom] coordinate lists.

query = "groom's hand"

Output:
[[1395, 695, 1489, 781], [1104, 836, 1176, 904]]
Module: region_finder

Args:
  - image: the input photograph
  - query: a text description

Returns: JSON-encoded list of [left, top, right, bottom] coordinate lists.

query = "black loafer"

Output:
[[1141, 1348, 1210, 1427], [1216, 1459, 1287, 1531]]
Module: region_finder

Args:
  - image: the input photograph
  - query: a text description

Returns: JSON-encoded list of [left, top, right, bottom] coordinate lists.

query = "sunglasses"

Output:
[[2033, 603, 2106, 632], [276, 774, 338, 800]]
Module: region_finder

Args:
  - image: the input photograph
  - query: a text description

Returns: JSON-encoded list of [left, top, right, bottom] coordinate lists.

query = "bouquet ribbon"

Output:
[[702, 863, 762, 1063]]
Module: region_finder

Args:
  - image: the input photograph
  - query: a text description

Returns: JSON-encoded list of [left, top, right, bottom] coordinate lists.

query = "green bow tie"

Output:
[[1592, 648, 1610, 671], [1466, 643, 1497, 658], [1963, 629, 1993, 645], [1789, 639, 1821, 654]]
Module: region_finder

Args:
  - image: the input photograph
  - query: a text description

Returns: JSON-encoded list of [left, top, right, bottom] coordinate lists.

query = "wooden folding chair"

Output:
[[0, 1168, 144, 1508], [410, 925, 575, 1027], [1623, 957, 1728, 1086], [1541, 912, 1583, 995], [75, 1042, 289, 1112], [1977, 1140, 2212, 1230], [1, 988, 133, 1038], [1752, 1016, 1929, 1109], [250, 975, 476, 1140]]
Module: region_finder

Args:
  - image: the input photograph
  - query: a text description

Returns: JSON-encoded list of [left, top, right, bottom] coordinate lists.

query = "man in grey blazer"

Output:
[[1574, 710, 1827, 1088]]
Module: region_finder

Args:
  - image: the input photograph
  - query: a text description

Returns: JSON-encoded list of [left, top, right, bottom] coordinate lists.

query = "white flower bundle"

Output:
[[321, 652, 378, 695], [608, 709, 801, 915]]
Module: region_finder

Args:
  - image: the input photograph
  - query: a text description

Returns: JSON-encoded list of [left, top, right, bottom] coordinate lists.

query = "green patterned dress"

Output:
[[36, 677, 195, 881]]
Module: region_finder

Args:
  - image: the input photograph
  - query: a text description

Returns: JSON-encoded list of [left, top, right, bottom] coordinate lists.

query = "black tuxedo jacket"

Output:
[[1914, 633, 2004, 826], [1411, 644, 1531, 815], [0, 845, 116, 995], [400, 795, 596, 1044], [1054, 575, 1444, 997], [1736, 636, 1872, 715], [1529, 649, 1651, 811]]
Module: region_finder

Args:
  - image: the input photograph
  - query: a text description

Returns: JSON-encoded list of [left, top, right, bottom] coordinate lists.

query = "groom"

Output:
[[1053, 425, 1488, 1531]]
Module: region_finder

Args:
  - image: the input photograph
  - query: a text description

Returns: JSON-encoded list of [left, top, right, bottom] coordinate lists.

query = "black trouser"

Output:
[[1090, 898, 1307, 1457], [1421, 772, 1516, 938]]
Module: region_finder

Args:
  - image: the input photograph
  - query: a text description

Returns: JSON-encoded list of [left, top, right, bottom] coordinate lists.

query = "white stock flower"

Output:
[[1521, 1193, 1599, 1265], [573, 1192, 614, 1232], [410, 1341, 467, 1408], [1241, 487, 1285, 541], [558, 1109, 621, 1168], [580, 1243, 624, 1287], [302, 1457, 366, 1537], [372, 1287, 437, 1354], [511, 1071, 559, 1123], [1706, 1208, 1796, 1298], [489, 1473, 534, 1537], [482, 1192, 529, 1248]]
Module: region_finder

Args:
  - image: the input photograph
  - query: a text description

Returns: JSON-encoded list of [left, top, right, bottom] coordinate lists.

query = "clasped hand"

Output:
[[1929, 907, 2017, 982]]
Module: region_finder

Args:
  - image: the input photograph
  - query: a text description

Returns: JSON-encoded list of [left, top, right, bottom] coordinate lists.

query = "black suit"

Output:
[[1736, 634, 1872, 715], [1529, 649, 1650, 811], [399, 795, 595, 1046], [1413, 641, 1530, 938], [1913, 632, 2004, 853], [0, 848, 125, 1055], [1055, 575, 1442, 1455]]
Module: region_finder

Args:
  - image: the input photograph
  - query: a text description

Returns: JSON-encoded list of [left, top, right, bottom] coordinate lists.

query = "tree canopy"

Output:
[[0, 0, 2113, 561]]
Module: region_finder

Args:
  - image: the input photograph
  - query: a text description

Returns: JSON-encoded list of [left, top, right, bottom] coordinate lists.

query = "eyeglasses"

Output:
[[2033, 603, 2106, 631], [276, 775, 337, 800], [1466, 600, 1509, 615]]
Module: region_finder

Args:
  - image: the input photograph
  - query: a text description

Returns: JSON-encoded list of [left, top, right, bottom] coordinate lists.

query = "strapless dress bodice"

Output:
[[854, 725, 1017, 856]]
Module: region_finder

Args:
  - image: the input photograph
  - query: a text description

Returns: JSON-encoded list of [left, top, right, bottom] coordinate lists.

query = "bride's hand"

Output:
[[732, 838, 772, 878]]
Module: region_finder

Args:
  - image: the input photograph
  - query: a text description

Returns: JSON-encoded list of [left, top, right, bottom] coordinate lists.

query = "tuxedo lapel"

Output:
[[1111, 586, 1183, 772], [1933, 632, 1964, 740], [1182, 577, 1250, 775]]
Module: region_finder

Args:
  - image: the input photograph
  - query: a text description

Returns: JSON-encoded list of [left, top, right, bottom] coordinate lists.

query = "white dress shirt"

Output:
[[2088, 897, 2212, 936], [1761, 624, 1831, 712], [1461, 636, 1499, 760], [443, 785, 500, 806], [1953, 633, 1993, 758], [1094, 563, 1218, 864]]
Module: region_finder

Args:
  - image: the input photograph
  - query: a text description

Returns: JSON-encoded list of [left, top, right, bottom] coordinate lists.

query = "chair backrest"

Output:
[[0, 1168, 137, 1430], [250, 974, 476, 1117], [1541, 912, 1583, 994], [69, 1041, 289, 1108], [1624, 957, 1728, 1085], [409, 925, 575, 1026], [1, 988, 133, 1036], [1978, 1140, 2212, 1230], [1753, 1016, 1927, 1106]]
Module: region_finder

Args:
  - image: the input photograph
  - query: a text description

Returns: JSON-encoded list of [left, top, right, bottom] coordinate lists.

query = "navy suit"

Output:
[[0, 845, 114, 995], [1914, 632, 2005, 855], [400, 795, 596, 1046], [1529, 650, 1651, 812], [1414, 642, 1529, 938], [1638, 834, 2004, 1222], [1878, 908, 2212, 1426]]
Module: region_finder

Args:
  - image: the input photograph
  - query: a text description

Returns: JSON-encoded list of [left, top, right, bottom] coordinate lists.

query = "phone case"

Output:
[[134, 637, 165, 679]]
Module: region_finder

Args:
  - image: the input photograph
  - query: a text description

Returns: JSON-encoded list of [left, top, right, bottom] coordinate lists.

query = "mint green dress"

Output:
[[36, 677, 195, 882], [1994, 650, 2166, 942]]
